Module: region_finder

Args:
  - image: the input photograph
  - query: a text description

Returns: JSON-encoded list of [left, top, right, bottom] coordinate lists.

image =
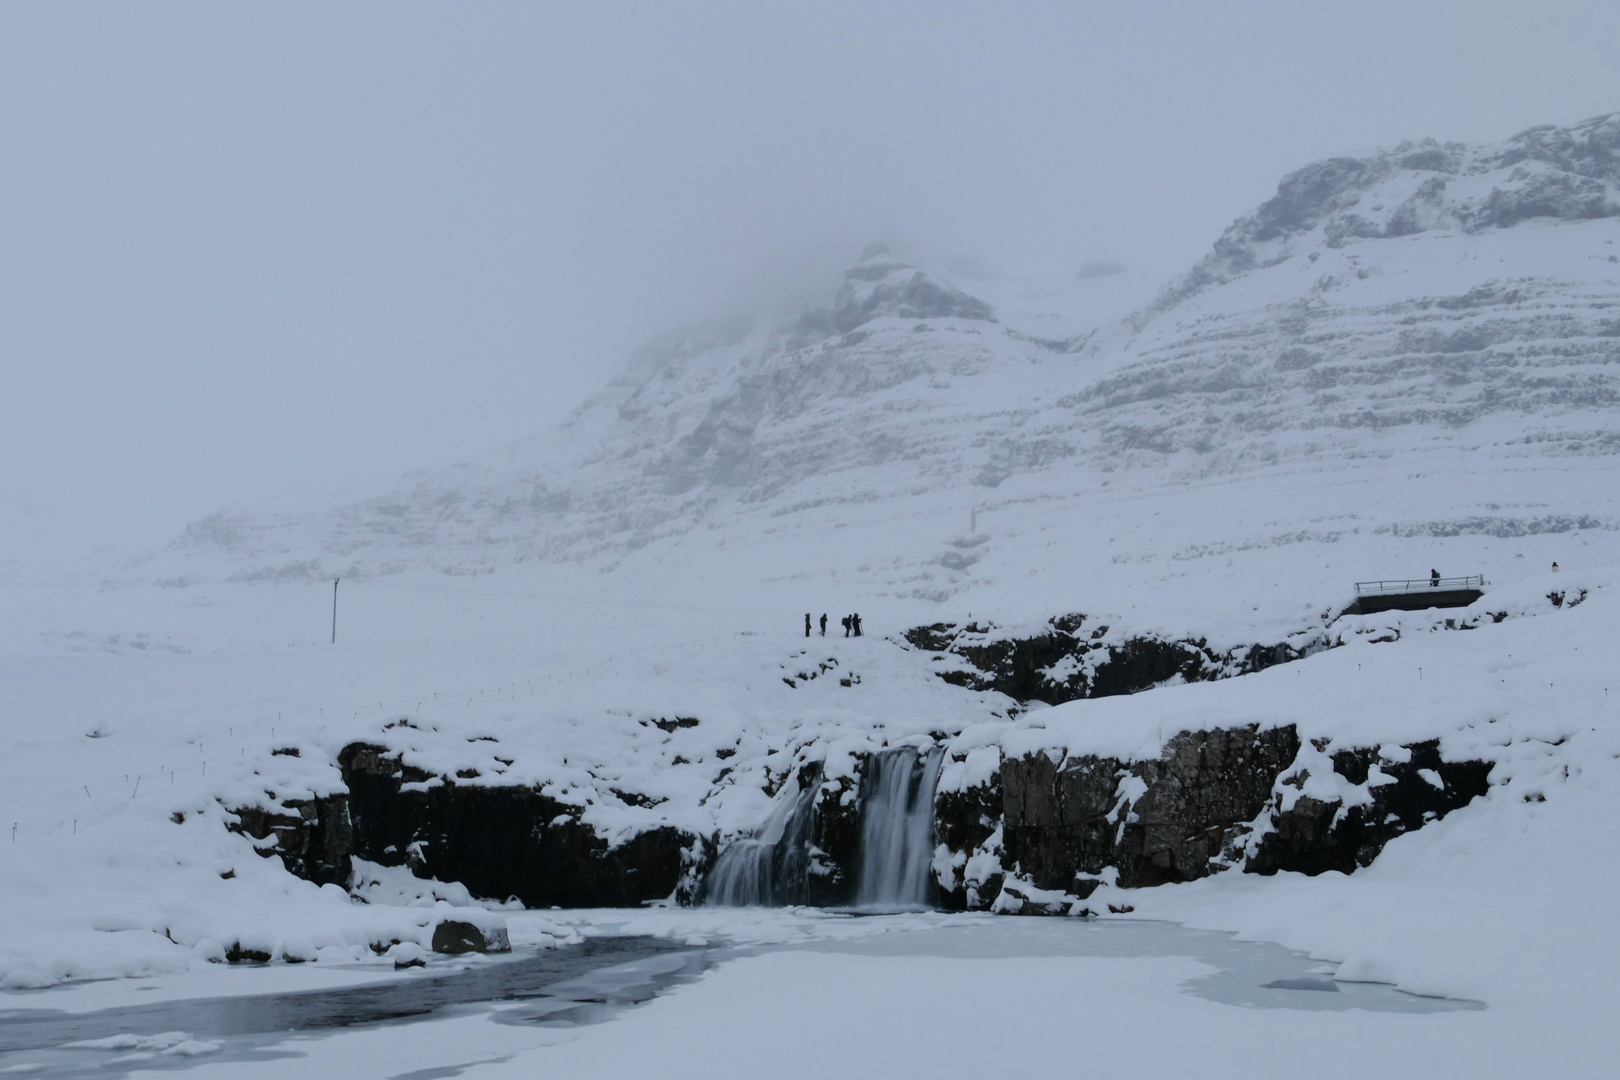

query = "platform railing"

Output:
[[1354, 575, 1485, 598]]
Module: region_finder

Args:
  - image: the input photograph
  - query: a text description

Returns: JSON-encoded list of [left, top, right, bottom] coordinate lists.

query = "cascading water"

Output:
[[703, 746, 945, 908], [701, 779, 820, 906], [854, 747, 945, 909]]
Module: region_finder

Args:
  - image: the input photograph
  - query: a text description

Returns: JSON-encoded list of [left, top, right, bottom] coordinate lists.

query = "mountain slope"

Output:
[[143, 116, 1620, 640]]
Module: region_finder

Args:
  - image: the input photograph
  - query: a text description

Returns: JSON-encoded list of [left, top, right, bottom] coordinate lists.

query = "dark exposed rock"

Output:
[[933, 775, 1002, 911], [822, 257, 997, 335], [228, 793, 352, 887], [1000, 725, 1300, 893], [431, 919, 511, 954], [971, 724, 1492, 906], [225, 943, 272, 964], [1248, 740, 1493, 875], [338, 743, 701, 908], [1251, 158, 1372, 242], [904, 614, 1316, 705], [806, 768, 863, 906]]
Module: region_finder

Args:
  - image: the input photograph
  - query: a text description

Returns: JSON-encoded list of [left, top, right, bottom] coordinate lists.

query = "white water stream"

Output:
[[706, 747, 944, 908], [854, 748, 944, 909], [702, 779, 820, 906]]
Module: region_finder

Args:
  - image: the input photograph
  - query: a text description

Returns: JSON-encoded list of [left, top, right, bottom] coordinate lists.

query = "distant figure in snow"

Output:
[[842, 615, 852, 637], [819, 614, 828, 636], [1553, 562, 1561, 572], [805, 614, 812, 637], [1431, 569, 1440, 587], [853, 613, 863, 637]]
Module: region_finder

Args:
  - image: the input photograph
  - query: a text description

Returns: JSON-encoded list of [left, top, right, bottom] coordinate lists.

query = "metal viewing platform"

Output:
[[1349, 575, 1485, 615]]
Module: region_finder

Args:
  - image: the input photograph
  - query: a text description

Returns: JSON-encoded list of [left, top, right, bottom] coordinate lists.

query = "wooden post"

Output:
[[332, 578, 340, 644]]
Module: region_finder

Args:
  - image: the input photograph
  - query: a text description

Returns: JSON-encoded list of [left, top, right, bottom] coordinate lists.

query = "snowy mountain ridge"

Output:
[[118, 113, 1614, 656], [171, 249, 1039, 575], [160, 115, 1620, 611]]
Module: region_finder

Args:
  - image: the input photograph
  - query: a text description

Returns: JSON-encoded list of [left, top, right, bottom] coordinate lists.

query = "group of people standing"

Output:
[[805, 612, 862, 637]]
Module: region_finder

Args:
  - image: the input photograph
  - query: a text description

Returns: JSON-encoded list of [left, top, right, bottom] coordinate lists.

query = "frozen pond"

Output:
[[0, 915, 1480, 1077], [771, 916, 1482, 1013]]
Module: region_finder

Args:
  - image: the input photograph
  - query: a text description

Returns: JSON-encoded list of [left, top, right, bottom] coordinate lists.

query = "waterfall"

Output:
[[702, 779, 819, 906], [704, 746, 944, 908], [855, 747, 945, 909]]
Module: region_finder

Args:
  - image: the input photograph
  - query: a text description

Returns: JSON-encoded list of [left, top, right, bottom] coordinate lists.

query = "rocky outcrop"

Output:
[[939, 724, 1494, 911], [1000, 725, 1300, 893], [338, 743, 702, 908], [805, 765, 864, 905], [431, 919, 511, 954], [230, 743, 705, 907], [933, 772, 1004, 910], [797, 247, 997, 340], [237, 724, 1494, 915], [228, 632, 1495, 919], [227, 793, 352, 888], [1248, 739, 1493, 876], [904, 614, 1315, 705]]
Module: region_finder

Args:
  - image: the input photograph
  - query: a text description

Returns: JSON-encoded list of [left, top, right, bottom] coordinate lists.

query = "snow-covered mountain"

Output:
[[160, 115, 1620, 634], [4, 117, 1619, 1056]]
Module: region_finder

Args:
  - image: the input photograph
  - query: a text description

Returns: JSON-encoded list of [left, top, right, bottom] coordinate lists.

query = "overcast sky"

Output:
[[2, 1, 1617, 567]]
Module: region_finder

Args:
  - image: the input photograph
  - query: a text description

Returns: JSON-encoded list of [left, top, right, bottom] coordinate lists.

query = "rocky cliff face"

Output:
[[998, 724, 1301, 893], [227, 792, 352, 888], [940, 726, 1493, 914], [231, 742, 870, 910], [226, 744, 711, 908], [234, 718, 1493, 916], [903, 613, 1317, 705], [337, 743, 703, 907]]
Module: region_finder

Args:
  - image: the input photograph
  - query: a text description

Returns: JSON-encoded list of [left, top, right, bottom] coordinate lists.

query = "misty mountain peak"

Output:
[[1150, 112, 1620, 315], [797, 250, 997, 339], [162, 116, 1620, 585]]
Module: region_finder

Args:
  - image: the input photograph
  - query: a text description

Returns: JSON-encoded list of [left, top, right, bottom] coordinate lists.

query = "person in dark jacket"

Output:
[[819, 614, 828, 636], [1431, 569, 1440, 587], [842, 615, 851, 637], [853, 613, 863, 636], [805, 613, 812, 637]]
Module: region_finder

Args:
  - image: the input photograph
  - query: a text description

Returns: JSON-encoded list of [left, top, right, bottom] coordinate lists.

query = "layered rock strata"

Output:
[[941, 727, 1492, 914], [231, 723, 1492, 916]]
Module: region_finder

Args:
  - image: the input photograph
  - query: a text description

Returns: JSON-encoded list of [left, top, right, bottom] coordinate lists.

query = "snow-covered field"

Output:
[[2, 115, 1618, 1075]]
